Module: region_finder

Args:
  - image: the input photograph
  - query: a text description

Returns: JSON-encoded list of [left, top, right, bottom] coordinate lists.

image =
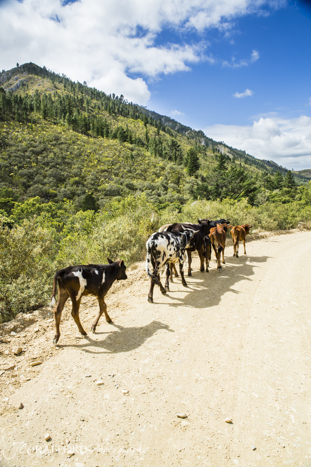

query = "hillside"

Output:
[[296, 169, 311, 180], [1, 62, 311, 325], [0, 63, 307, 213]]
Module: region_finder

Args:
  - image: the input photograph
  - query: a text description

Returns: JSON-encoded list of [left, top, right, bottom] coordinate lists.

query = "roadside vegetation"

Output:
[[1, 63, 311, 322]]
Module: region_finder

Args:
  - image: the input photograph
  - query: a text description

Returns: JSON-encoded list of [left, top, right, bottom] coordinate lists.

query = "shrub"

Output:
[[0, 219, 56, 322]]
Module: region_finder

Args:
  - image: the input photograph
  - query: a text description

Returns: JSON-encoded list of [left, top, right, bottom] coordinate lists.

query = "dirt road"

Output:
[[1, 230, 311, 467]]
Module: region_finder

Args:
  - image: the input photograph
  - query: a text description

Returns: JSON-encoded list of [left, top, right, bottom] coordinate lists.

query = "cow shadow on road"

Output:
[[154, 254, 271, 309], [59, 320, 174, 354]]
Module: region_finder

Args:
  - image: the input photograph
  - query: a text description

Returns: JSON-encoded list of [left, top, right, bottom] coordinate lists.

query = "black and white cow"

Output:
[[146, 229, 196, 303], [50, 259, 127, 344]]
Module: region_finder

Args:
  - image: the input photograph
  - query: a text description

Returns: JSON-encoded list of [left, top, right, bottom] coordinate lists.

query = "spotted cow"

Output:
[[160, 218, 230, 276], [146, 229, 196, 303], [50, 259, 127, 344]]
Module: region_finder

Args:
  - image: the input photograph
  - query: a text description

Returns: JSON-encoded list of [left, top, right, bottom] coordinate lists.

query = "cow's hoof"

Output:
[[91, 326, 96, 333], [217, 267, 222, 272], [162, 289, 167, 295], [200, 269, 204, 273], [148, 296, 153, 303], [80, 331, 87, 336], [165, 286, 169, 292], [206, 269, 209, 273], [182, 282, 188, 287], [53, 336, 59, 345]]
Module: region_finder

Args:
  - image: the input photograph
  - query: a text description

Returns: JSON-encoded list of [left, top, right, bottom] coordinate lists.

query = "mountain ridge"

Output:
[[0, 62, 307, 183]]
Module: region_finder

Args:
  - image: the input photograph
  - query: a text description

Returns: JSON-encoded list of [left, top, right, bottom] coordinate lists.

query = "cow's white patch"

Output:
[[73, 270, 87, 300], [102, 271, 106, 284], [50, 297, 56, 307], [95, 269, 99, 275]]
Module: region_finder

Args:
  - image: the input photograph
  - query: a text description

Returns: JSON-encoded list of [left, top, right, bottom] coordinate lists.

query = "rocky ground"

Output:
[[0, 229, 311, 467]]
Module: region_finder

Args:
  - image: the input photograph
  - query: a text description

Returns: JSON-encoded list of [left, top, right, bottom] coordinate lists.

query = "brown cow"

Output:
[[209, 223, 231, 271], [50, 259, 127, 344], [231, 224, 252, 257]]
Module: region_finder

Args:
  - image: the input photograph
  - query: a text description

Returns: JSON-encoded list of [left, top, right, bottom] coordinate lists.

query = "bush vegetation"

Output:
[[1, 63, 311, 322]]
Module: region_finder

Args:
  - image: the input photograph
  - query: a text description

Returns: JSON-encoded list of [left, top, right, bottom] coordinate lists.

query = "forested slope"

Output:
[[1, 62, 311, 323]]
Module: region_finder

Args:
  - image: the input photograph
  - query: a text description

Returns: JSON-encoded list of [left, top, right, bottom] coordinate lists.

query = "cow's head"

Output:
[[244, 224, 252, 234], [107, 258, 128, 280], [181, 228, 199, 247], [198, 219, 211, 235], [217, 218, 230, 225]]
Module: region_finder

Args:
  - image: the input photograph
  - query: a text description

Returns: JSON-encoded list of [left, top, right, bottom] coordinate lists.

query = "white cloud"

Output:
[[171, 110, 185, 116], [233, 89, 254, 98], [223, 49, 260, 68], [0, 0, 277, 104], [204, 115, 311, 170], [251, 49, 259, 62]]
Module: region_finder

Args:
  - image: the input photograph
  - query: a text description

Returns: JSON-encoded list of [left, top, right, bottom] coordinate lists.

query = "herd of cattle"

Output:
[[50, 219, 252, 344]]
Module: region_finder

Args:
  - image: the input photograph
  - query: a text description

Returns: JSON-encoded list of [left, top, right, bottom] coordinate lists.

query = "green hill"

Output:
[[1, 62, 311, 322], [0, 62, 307, 211]]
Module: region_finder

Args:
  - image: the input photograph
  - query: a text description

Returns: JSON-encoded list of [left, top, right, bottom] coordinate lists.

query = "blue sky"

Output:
[[0, 0, 311, 169]]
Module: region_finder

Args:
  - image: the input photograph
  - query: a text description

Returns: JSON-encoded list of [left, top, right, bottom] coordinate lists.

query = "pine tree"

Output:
[[284, 170, 296, 189], [273, 170, 284, 189], [186, 147, 200, 176]]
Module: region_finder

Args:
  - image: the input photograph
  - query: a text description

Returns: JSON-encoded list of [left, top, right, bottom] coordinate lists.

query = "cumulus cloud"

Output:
[[0, 0, 275, 103], [204, 115, 311, 170], [233, 89, 254, 98]]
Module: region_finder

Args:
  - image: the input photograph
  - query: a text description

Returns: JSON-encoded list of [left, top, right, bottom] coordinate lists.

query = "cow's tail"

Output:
[[50, 272, 59, 308], [146, 246, 161, 285]]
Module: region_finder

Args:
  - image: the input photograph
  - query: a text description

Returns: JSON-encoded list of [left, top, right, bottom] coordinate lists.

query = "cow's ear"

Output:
[[120, 260, 124, 267], [198, 219, 202, 224], [107, 258, 113, 264]]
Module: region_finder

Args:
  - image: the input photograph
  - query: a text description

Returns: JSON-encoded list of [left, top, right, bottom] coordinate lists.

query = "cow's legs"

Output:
[[53, 289, 69, 345], [187, 250, 192, 276], [148, 278, 156, 303], [243, 239, 246, 254], [170, 263, 178, 282], [198, 248, 205, 272], [233, 241, 236, 257], [92, 298, 111, 333], [179, 261, 188, 287], [148, 268, 166, 303], [165, 264, 170, 291], [205, 242, 210, 272], [236, 242, 239, 258], [222, 244, 226, 264], [212, 244, 221, 271], [70, 296, 87, 336]]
